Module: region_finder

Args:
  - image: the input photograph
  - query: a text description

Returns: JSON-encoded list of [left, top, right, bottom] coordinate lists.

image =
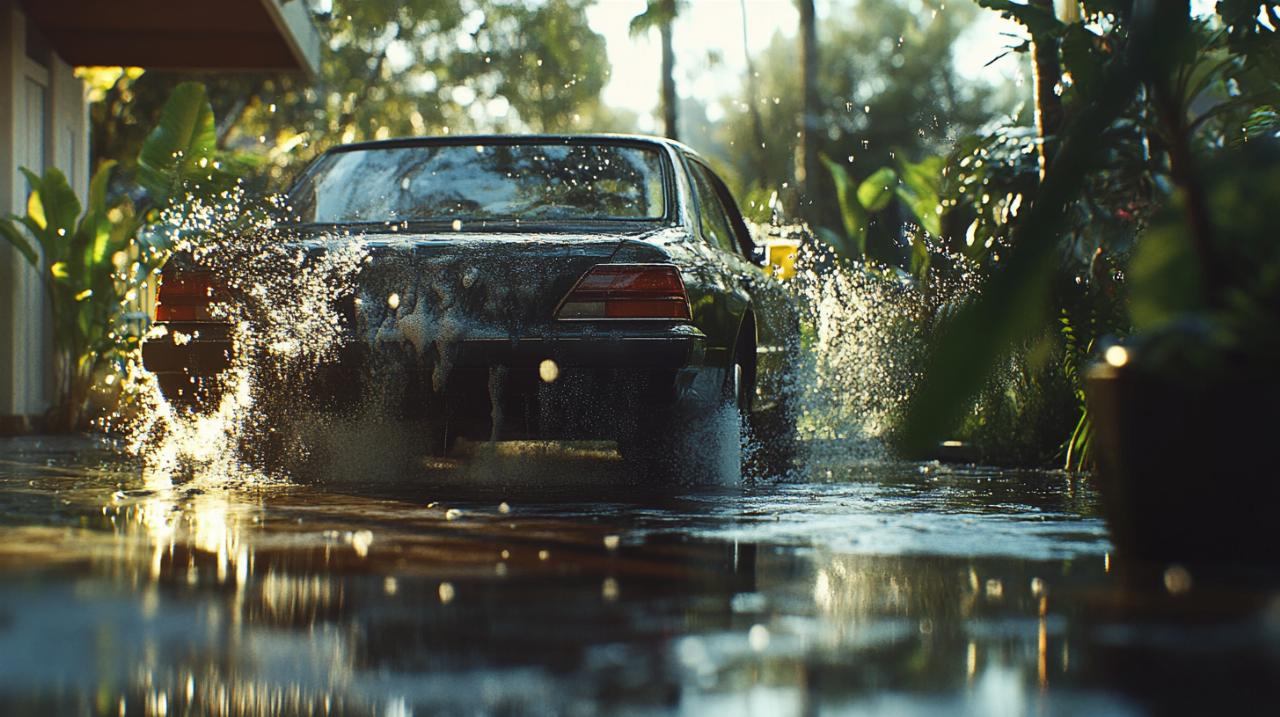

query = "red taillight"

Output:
[[155, 271, 219, 322], [555, 264, 692, 321]]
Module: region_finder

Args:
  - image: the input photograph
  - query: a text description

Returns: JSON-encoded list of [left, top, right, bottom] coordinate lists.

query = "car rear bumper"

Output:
[[449, 326, 707, 368], [142, 322, 707, 373], [142, 321, 721, 440]]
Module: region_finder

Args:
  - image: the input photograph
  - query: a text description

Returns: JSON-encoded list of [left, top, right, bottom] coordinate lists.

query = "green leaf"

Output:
[[0, 219, 37, 267], [85, 160, 116, 219], [1060, 25, 1104, 98], [895, 155, 945, 236], [85, 163, 126, 269], [22, 168, 81, 239], [136, 82, 217, 206], [908, 232, 931, 280], [857, 167, 898, 212], [820, 154, 869, 258], [898, 190, 943, 237], [1129, 219, 1204, 331], [24, 184, 46, 230], [18, 216, 51, 256]]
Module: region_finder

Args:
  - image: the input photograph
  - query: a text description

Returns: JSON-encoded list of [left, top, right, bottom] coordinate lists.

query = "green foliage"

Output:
[[951, 333, 1080, 467], [821, 151, 951, 278], [136, 83, 216, 203], [477, 0, 609, 132], [895, 155, 944, 237], [820, 155, 871, 260], [1128, 139, 1280, 373], [1059, 313, 1093, 472], [706, 0, 1005, 254], [1128, 221, 1203, 332], [1219, 1, 1280, 86], [0, 83, 225, 431], [0, 166, 149, 431], [87, 0, 614, 186], [900, 2, 1150, 458], [900, 1, 1280, 464], [856, 167, 898, 212]]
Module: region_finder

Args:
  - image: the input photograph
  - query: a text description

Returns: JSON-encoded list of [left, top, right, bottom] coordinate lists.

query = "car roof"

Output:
[[325, 133, 702, 158]]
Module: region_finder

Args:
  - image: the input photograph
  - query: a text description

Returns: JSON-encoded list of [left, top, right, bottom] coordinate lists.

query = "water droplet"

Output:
[[538, 359, 559, 383], [1164, 565, 1192, 595]]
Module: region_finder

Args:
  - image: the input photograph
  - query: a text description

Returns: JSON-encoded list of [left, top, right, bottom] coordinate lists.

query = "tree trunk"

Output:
[[797, 0, 820, 220], [660, 14, 678, 141], [740, 0, 770, 188], [1030, 0, 1065, 180], [1154, 81, 1221, 304]]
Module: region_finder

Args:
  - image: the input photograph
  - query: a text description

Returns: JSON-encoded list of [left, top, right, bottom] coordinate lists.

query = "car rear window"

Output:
[[290, 142, 668, 224]]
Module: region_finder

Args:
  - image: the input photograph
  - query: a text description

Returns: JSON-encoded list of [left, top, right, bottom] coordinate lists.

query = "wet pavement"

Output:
[[1, 435, 1278, 715]]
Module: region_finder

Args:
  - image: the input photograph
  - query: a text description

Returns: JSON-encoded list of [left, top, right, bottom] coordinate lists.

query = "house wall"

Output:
[[0, 0, 89, 430]]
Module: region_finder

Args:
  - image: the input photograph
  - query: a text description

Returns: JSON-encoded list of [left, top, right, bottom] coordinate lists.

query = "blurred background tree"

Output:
[[85, 0, 613, 188], [629, 0, 681, 140], [692, 0, 1016, 265]]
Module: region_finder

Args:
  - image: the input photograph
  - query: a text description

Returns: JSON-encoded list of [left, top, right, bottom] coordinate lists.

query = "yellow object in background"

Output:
[[765, 239, 800, 280]]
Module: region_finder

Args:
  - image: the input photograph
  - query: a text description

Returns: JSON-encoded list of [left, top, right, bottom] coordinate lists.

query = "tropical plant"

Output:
[[900, 0, 1280, 458], [0, 82, 233, 431], [819, 156, 898, 263]]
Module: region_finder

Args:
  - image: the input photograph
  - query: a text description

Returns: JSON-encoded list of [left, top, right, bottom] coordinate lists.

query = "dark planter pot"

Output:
[[1085, 362, 1280, 565]]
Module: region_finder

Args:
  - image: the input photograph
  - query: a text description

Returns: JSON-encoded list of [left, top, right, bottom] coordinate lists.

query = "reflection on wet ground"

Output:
[[0, 436, 1277, 715]]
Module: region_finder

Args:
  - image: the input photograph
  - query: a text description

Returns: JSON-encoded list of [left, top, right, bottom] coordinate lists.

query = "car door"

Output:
[[684, 157, 796, 412]]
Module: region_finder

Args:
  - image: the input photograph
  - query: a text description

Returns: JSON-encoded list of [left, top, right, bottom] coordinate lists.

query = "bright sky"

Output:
[[586, 0, 1025, 132]]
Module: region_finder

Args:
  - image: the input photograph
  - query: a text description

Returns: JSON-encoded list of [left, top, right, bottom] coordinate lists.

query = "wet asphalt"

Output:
[[0, 435, 1277, 715]]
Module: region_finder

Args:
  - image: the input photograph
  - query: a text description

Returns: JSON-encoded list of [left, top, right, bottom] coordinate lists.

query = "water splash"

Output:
[[108, 196, 982, 484], [110, 191, 368, 485], [755, 223, 979, 467]]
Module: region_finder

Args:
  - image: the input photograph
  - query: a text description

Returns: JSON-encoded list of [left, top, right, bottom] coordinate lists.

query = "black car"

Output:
[[143, 135, 800, 478]]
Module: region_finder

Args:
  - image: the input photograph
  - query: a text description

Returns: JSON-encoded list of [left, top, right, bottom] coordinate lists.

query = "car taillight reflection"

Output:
[[555, 264, 691, 321], [155, 271, 220, 322]]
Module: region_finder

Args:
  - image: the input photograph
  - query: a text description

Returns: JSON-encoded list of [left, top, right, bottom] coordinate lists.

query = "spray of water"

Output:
[[107, 192, 368, 485], [753, 223, 980, 469], [106, 192, 985, 486]]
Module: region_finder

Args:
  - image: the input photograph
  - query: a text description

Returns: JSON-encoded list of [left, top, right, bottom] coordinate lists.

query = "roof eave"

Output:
[[259, 0, 322, 79]]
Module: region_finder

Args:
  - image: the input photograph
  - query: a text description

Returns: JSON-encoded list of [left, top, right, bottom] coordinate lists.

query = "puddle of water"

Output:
[[1, 436, 1277, 715]]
